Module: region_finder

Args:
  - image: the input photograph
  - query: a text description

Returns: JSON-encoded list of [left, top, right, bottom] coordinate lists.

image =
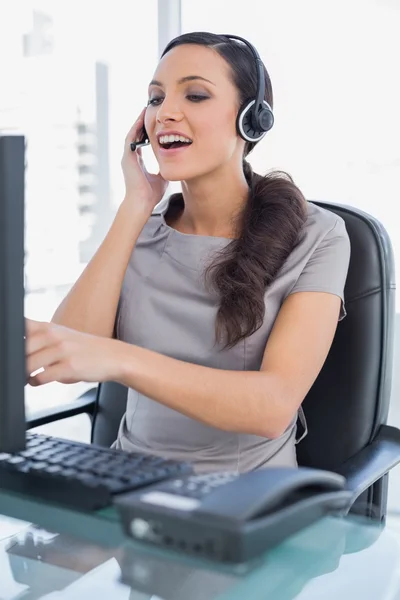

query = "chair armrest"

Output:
[[336, 424, 400, 501], [26, 387, 97, 429]]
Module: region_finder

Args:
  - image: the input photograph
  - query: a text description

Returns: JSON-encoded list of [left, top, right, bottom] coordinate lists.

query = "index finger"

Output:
[[25, 318, 47, 335]]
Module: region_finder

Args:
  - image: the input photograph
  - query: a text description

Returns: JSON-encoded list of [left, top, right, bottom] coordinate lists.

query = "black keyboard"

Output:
[[0, 432, 193, 511]]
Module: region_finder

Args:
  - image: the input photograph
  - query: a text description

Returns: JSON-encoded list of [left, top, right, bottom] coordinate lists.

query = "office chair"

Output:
[[28, 201, 400, 522]]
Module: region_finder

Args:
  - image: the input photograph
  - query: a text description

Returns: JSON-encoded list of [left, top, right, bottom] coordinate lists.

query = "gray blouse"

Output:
[[113, 198, 351, 473]]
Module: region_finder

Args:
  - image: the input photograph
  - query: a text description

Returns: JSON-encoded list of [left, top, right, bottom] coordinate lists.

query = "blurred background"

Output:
[[1, 0, 399, 511]]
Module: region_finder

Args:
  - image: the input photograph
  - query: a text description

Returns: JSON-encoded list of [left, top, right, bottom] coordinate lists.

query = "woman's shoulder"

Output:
[[300, 201, 349, 250], [137, 195, 179, 239], [280, 201, 350, 280], [133, 199, 171, 245], [304, 201, 347, 234]]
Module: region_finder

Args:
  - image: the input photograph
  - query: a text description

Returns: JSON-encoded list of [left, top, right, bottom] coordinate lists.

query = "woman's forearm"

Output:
[[115, 341, 292, 438], [52, 200, 148, 338]]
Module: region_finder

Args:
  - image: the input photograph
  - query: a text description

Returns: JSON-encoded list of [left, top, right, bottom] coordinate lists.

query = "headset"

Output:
[[224, 34, 274, 143], [130, 33, 274, 151]]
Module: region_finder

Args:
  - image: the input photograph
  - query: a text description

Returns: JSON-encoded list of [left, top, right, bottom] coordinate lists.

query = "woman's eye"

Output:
[[148, 95, 208, 106], [187, 95, 208, 102], [148, 97, 163, 106]]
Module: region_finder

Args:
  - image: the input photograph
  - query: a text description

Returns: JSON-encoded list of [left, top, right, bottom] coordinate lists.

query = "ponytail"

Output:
[[204, 162, 308, 348]]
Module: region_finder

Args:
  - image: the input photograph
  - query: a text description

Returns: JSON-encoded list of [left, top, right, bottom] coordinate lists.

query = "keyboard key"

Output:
[[6, 456, 25, 465], [44, 465, 63, 475], [20, 449, 39, 458], [29, 462, 48, 470], [60, 468, 79, 478]]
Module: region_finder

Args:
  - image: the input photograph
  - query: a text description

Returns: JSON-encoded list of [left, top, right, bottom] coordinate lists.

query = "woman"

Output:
[[25, 32, 351, 473]]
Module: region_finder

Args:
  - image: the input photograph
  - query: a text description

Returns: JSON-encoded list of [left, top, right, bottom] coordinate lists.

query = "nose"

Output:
[[156, 97, 183, 125]]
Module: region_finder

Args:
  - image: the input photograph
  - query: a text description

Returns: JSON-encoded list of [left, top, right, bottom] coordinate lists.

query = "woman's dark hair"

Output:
[[161, 32, 308, 349]]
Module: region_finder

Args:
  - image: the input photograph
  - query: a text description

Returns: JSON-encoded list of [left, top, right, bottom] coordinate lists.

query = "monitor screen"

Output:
[[0, 135, 26, 453]]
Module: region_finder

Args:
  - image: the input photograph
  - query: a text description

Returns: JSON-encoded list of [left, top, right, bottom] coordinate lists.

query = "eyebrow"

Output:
[[149, 75, 216, 88]]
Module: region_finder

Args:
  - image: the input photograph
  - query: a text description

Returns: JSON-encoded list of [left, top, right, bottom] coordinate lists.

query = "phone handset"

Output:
[[130, 125, 150, 151]]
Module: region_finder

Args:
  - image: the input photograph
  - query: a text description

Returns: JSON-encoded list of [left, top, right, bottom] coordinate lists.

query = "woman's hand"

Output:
[[25, 319, 126, 386], [121, 107, 168, 215]]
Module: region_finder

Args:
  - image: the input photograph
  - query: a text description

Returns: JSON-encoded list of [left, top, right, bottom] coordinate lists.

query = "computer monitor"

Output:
[[0, 135, 26, 453]]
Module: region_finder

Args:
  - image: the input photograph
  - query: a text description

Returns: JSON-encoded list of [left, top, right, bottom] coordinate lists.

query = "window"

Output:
[[0, 0, 159, 433]]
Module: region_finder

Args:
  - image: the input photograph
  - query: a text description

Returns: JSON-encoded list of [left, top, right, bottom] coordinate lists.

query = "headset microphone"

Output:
[[222, 34, 274, 143], [130, 140, 150, 152], [130, 125, 151, 152]]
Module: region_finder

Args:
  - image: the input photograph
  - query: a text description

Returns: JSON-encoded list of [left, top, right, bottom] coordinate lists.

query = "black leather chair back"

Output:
[[297, 202, 395, 470], [91, 202, 396, 476]]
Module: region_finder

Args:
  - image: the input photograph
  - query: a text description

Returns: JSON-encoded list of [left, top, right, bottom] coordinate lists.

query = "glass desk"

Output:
[[0, 489, 400, 600]]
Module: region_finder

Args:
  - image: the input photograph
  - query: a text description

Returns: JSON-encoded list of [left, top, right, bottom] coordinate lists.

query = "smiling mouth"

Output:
[[158, 135, 193, 151], [161, 140, 192, 150]]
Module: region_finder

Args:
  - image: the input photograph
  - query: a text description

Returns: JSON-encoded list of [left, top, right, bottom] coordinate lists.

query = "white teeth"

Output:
[[159, 134, 192, 145]]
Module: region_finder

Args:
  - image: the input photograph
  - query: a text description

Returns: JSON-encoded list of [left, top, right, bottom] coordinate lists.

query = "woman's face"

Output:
[[145, 44, 244, 182]]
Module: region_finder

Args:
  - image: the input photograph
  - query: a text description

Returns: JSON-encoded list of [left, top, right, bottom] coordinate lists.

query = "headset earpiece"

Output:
[[222, 33, 274, 144], [236, 99, 274, 143]]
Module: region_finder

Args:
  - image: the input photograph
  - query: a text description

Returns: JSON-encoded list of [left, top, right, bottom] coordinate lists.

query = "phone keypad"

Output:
[[160, 472, 238, 499]]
